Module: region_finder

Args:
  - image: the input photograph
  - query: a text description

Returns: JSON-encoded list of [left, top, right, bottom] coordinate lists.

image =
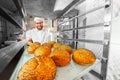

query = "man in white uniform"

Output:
[[26, 18, 50, 45]]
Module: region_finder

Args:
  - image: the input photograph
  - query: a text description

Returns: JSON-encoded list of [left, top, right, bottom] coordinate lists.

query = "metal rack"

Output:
[[57, 0, 111, 80], [0, 7, 22, 28], [10, 49, 101, 80]]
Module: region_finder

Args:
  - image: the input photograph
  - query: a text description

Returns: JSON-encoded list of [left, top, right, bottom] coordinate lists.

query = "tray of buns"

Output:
[[10, 42, 101, 80]]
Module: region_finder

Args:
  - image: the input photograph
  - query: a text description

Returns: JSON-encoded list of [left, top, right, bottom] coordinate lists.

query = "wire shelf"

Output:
[[10, 49, 101, 80]]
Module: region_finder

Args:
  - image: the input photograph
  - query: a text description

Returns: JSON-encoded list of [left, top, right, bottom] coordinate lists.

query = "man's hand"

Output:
[[27, 38, 33, 46]]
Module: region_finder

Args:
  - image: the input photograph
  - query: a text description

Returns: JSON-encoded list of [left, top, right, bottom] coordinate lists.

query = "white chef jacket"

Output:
[[26, 27, 50, 44]]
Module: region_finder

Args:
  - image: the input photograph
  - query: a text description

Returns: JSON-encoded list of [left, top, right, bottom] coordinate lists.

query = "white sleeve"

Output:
[[26, 30, 32, 41], [43, 28, 51, 43]]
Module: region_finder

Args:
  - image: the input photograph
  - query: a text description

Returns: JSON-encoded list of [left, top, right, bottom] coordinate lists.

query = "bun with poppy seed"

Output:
[[50, 49, 71, 66], [72, 48, 96, 66], [18, 56, 56, 80], [27, 42, 41, 54]]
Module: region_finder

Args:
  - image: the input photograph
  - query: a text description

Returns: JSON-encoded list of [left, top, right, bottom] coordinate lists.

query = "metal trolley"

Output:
[[57, 0, 111, 80]]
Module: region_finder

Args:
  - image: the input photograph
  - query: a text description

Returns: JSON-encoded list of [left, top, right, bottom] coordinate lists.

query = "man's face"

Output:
[[35, 20, 43, 30]]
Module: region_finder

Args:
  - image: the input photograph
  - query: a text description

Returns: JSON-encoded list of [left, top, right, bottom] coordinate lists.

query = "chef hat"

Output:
[[34, 17, 44, 23]]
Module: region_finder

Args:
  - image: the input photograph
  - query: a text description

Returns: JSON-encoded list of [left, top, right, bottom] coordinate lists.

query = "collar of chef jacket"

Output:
[[30, 28, 49, 44]]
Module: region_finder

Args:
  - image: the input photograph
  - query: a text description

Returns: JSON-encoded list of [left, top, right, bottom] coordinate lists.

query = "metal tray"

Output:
[[10, 49, 100, 80]]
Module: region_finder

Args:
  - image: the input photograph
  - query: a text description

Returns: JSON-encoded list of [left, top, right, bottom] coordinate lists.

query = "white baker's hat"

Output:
[[34, 17, 44, 23]]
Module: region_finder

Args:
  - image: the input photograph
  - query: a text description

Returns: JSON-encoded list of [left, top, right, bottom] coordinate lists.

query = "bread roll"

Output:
[[27, 42, 41, 54], [42, 43, 52, 48], [48, 41, 56, 47], [34, 46, 51, 56], [59, 45, 72, 54], [53, 43, 62, 49], [18, 56, 56, 80], [50, 49, 71, 66], [72, 48, 96, 66]]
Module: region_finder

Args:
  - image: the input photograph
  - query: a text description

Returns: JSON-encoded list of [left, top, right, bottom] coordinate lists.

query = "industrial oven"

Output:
[[9, 0, 112, 80], [0, 0, 114, 80]]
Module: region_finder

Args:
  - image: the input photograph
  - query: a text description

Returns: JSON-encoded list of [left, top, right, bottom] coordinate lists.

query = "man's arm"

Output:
[[26, 30, 33, 45]]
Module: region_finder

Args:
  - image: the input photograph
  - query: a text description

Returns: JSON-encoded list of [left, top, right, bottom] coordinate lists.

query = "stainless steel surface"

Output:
[[89, 70, 102, 79], [61, 23, 104, 31], [22, 0, 56, 18], [101, 0, 111, 79], [0, 0, 17, 12], [22, 0, 80, 19], [58, 38, 108, 45], [57, 0, 111, 80], [0, 0, 23, 28], [62, 0, 85, 17], [59, 4, 105, 25], [0, 7, 22, 28], [0, 40, 25, 73]]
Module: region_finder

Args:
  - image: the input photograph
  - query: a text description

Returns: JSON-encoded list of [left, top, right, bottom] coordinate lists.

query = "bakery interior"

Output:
[[0, 0, 120, 80]]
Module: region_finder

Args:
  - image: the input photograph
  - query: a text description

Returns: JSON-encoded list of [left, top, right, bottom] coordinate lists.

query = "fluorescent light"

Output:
[[54, 0, 73, 11]]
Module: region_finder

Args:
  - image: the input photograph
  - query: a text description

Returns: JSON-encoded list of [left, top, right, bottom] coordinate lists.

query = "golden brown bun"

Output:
[[59, 45, 72, 54], [50, 49, 71, 66], [48, 41, 56, 47], [27, 42, 41, 54], [18, 56, 56, 80], [53, 43, 62, 49], [72, 48, 96, 66], [34, 46, 51, 57], [41, 43, 52, 48]]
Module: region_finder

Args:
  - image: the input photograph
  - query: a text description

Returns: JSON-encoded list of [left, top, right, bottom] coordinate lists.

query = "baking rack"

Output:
[[57, 0, 111, 80]]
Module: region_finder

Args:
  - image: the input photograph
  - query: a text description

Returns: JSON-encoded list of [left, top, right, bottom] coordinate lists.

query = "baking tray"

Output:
[[10, 49, 100, 80]]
